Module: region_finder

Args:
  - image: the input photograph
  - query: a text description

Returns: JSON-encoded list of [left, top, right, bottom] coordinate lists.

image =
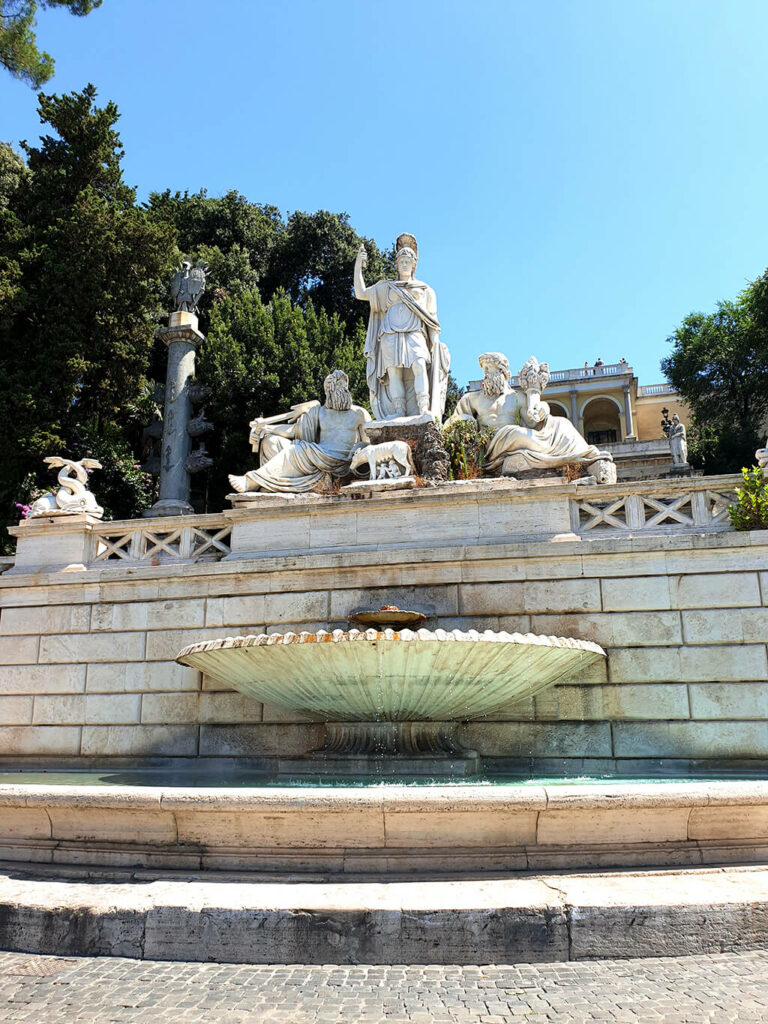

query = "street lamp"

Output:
[[660, 407, 673, 437]]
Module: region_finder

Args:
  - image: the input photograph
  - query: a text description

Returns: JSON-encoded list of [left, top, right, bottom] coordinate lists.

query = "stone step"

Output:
[[0, 861, 766, 964]]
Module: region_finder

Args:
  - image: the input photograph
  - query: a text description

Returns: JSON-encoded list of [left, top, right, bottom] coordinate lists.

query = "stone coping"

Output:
[[2, 521, 765, 590], [1, 777, 766, 812], [149, 471, 745, 519]]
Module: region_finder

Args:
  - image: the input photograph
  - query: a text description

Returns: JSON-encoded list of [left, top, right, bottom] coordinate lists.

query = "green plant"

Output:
[[728, 466, 768, 531], [442, 420, 495, 480]]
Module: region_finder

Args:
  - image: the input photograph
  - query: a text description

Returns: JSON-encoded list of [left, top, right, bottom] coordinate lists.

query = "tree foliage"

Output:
[[146, 192, 392, 329], [0, 0, 101, 88], [196, 289, 368, 504], [0, 84, 175, 529], [0, 85, 398, 533], [661, 275, 768, 473]]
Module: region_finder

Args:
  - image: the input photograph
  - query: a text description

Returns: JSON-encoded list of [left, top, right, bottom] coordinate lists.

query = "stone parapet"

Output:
[[0, 779, 765, 874], [6, 475, 741, 574]]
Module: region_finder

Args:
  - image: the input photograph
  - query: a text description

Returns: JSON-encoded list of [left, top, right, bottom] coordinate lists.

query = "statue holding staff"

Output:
[[354, 233, 450, 420]]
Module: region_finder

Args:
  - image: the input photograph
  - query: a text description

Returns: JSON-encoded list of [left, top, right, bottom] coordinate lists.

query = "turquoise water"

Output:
[[0, 768, 765, 788]]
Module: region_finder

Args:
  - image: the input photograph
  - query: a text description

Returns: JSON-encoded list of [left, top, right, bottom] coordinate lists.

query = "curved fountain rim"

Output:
[[177, 628, 606, 662]]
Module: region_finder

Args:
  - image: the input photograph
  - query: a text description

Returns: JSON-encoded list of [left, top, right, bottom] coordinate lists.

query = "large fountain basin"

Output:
[[177, 628, 606, 722]]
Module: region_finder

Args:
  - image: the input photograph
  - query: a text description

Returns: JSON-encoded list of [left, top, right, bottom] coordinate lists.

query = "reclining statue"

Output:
[[228, 370, 371, 494], [447, 352, 616, 482]]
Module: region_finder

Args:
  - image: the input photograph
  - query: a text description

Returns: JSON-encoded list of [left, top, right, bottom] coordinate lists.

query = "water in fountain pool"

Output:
[[0, 766, 766, 788]]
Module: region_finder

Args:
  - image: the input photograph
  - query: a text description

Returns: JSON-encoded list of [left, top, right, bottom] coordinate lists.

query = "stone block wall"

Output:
[[0, 526, 766, 764]]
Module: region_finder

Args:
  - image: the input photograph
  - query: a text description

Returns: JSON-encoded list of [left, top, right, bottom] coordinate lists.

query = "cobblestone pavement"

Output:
[[0, 949, 765, 1022]]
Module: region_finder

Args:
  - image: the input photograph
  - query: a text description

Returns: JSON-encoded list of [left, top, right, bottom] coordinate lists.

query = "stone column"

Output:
[[622, 384, 636, 441], [146, 312, 204, 517], [569, 388, 579, 425]]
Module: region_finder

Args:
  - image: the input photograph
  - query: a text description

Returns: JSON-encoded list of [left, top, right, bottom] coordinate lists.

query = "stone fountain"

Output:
[[178, 606, 605, 775]]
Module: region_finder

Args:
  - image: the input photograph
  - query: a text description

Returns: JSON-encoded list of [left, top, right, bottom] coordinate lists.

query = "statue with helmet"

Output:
[[354, 233, 450, 421]]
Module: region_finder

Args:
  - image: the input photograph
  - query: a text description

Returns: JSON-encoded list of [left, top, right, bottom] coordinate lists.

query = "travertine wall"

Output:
[[0, 528, 766, 763]]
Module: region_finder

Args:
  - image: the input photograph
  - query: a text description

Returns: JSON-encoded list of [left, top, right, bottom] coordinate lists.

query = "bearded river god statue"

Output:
[[447, 353, 617, 482], [354, 233, 451, 421], [228, 371, 371, 494]]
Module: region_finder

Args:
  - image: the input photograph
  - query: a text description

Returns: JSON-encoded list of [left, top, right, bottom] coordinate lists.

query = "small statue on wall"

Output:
[[668, 413, 689, 467], [29, 457, 104, 519]]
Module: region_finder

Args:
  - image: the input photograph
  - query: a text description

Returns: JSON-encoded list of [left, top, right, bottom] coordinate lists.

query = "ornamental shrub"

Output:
[[442, 420, 495, 480], [728, 466, 768, 531]]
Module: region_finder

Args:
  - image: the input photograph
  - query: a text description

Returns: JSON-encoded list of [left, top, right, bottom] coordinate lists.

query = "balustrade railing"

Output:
[[571, 485, 737, 535], [91, 517, 232, 565], [637, 383, 676, 397], [468, 362, 635, 391]]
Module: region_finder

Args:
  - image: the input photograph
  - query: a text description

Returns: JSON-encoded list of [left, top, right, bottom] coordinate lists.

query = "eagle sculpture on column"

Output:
[[170, 260, 210, 314]]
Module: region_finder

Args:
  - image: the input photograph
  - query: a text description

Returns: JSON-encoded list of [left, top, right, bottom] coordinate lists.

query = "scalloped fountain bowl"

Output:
[[177, 628, 606, 766]]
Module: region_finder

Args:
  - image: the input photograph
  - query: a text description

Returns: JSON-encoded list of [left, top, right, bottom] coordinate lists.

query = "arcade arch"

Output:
[[581, 396, 622, 444]]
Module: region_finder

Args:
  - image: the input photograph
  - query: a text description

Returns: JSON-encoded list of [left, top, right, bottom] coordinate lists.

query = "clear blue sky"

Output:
[[3, 0, 768, 390]]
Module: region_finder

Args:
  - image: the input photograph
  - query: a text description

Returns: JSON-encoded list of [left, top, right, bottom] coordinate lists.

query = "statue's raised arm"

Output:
[[353, 244, 370, 301], [356, 233, 450, 422]]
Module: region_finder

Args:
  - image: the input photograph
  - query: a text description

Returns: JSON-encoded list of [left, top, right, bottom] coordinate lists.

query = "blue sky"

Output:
[[3, 0, 768, 390]]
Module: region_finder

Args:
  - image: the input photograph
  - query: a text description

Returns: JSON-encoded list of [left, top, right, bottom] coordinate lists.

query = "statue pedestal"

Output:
[[7, 513, 102, 574], [365, 415, 449, 481], [168, 311, 198, 330]]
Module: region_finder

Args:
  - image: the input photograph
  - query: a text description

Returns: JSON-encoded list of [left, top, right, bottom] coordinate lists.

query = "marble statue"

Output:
[[170, 260, 209, 314], [228, 370, 371, 493], [354, 233, 450, 421], [447, 353, 616, 480], [349, 440, 415, 480], [29, 457, 103, 518], [756, 439, 768, 470], [669, 414, 689, 466]]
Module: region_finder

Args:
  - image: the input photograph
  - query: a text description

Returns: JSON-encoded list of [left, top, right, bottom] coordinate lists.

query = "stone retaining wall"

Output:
[[0, 506, 766, 763]]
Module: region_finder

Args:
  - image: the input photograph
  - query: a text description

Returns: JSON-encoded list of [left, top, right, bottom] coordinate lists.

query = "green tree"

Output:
[[661, 277, 768, 474], [146, 189, 282, 315], [0, 142, 29, 209], [264, 210, 392, 329], [0, 84, 175, 530], [146, 195, 393, 333], [0, 0, 101, 88], [195, 287, 368, 510]]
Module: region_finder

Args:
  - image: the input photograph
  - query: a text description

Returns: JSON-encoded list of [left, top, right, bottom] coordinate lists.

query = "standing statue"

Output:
[[170, 260, 210, 314], [668, 413, 688, 466], [29, 457, 103, 518], [756, 438, 768, 470], [228, 370, 371, 493], [447, 353, 615, 480], [354, 233, 450, 420]]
